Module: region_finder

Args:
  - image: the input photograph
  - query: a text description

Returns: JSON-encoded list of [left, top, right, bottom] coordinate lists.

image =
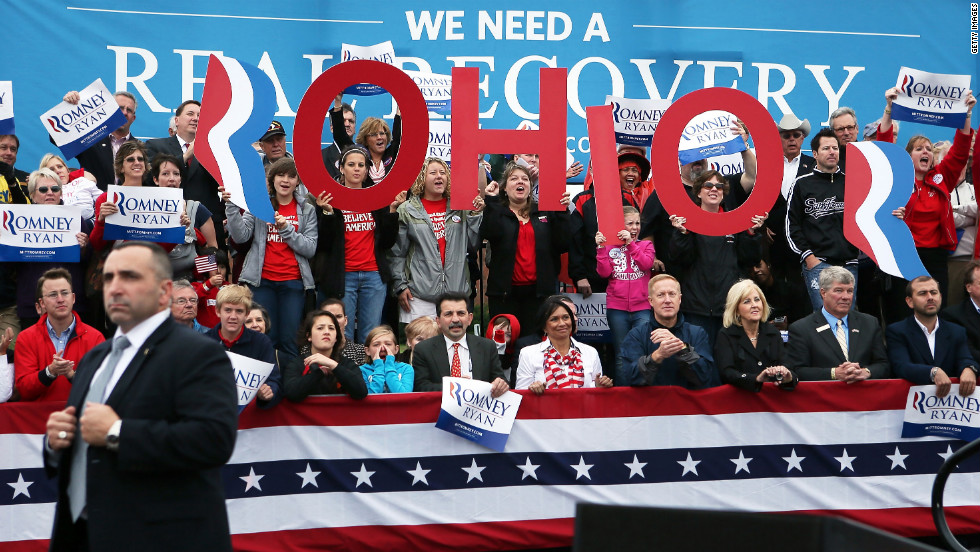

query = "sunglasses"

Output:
[[780, 131, 804, 139], [36, 185, 61, 194], [701, 182, 725, 190], [124, 156, 145, 163]]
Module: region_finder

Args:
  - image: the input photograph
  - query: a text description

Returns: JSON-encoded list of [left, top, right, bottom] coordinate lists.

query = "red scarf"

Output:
[[543, 343, 585, 389]]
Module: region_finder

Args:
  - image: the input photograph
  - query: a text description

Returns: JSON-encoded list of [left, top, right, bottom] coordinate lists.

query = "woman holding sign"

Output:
[[88, 141, 152, 252], [879, 87, 977, 303], [311, 146, 404, 344], [516, 298, 611, 395], [390, 157, 484, 323], [225, 158, 317, 356], [481, 163, 570, 333], [668, 170, 765, 351], [152, 153, 218, 281]]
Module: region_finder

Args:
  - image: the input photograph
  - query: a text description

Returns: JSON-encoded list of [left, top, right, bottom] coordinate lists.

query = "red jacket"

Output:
[[14, 312, 106, 402], [878, 125, 973, 250], [192, 280, 222, 329]]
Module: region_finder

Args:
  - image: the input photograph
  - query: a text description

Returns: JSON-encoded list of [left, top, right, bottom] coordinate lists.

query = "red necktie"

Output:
[[451, 343, 461, 378]]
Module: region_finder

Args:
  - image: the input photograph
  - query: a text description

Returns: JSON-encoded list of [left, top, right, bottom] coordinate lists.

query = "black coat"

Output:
[[310, 201, 398, 299], [144, 136, 225, 244], [714, 324, 796, 392], [282, 350, 367, 401], [941, 298, 980, 364], [46, 318, 238, 552], [480, 200, 569, 297], [669, 227, 762, 317]]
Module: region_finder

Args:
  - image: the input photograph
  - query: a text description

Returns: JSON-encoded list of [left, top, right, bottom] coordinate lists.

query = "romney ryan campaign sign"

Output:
[[903, 384, 980, 441], [0, 205, 82, 262], [38, 79, 126, 160], [436, 377, 522, 452], [892, 67, 972, 128], [103, 185, 185, 243]]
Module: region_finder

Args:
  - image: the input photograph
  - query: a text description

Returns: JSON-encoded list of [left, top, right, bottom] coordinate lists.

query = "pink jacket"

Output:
[[596, 240, 655, 312]]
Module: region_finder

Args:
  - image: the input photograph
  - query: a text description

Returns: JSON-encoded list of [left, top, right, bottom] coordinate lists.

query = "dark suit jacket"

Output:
[[886, 316, 977, 384], [412, 333, 506, 392], [144, 136, 225, 243], [71, 134, 138, 191], [785, 310, 890, 381], [714, 324, 796, 392], [46, 317, 238, 552], [941, 298, 980, 363], [767, 154, 816, 277]]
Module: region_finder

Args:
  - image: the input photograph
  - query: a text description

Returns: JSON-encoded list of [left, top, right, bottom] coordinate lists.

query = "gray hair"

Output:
[[114, 91, 138, 111], [829, 106, 857, 126], [27, 168, 62, 195], [819, 266, 854, 291], [172, 279, 194, 293]]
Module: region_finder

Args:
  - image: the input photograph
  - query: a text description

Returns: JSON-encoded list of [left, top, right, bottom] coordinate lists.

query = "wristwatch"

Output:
[[930, 367, 939, 383], [106, 420, 122, 452]]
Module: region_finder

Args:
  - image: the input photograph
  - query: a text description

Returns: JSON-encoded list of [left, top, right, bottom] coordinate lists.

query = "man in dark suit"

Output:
[[942, 259, 980, 363], [44, 241, 238, 551], [889, 276, 978, 397], [63, 89, 140, 190], [786, 266, 889, 381], [144, 100, 226, 245], [412, 291, 509, 397], [321, 101, 356, 179]]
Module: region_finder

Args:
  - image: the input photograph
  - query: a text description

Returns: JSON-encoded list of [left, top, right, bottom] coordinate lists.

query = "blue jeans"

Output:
[[607, 308, 651, 376], [801, 262, 859, 312], [250, 279, 305, 357], [343, 271, 387, 344]]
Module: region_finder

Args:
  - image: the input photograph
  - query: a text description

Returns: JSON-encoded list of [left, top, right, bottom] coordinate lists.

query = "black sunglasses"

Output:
[[37, 185, 61, 194]]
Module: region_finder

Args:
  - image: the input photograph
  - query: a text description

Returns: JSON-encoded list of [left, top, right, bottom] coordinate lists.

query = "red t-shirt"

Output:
[[261, 201, 301, 281], [421, 197, 448, 265], [344, 211, 378, 272], [512, 219, 536, 285]]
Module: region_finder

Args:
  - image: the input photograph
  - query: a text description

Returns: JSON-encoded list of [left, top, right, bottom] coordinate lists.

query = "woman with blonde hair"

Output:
[[330, 92, 401, 183], [397, 316, 439, 365], [39, 153, 99, 221], [359, 325, 414, 393], [390, 157, 484, 322], [714, 279, 796, 392]]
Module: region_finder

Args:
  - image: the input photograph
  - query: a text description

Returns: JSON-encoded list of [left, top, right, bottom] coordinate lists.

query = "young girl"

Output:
[[193, 250, 231, 330], [595, 206, 656, 373], [396, 316, 439, 365], [360, 325, 414, 393]]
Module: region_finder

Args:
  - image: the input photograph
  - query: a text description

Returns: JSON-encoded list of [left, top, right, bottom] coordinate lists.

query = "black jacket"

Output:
[[786, 168, 856, 265], [941, 298, 980, 363], [282, 346, 368, 401], [481, 200, 569, 297], [714, 324, 796, 392], [310, 201, 398, 299], [669, 227, 761, 317]]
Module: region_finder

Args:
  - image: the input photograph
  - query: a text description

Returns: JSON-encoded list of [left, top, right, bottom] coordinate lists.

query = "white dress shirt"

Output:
[[913, 316, 939, 358], [443, 335, 472, 379], [782, 154, 802, 199]]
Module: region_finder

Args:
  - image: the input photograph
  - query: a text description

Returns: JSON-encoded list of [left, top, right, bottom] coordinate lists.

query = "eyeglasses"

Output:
[[832, 125, 857, 134], [124, 156, 145, 163], [780, 131, 804, 139], [43, 290, 72, 300], [701, 182, 725, 190], [174, 298, 198, 306], [36, 186, 61, 194]]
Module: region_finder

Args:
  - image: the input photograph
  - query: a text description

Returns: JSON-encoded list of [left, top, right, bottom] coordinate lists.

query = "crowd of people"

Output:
[[3, 83, 980, 412]]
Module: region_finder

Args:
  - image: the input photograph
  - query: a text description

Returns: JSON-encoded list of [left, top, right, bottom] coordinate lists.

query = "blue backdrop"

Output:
[[4, 0, 976, 170]]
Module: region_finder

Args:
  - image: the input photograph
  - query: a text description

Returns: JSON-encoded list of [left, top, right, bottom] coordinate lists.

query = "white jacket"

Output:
[[516, 337, 603, 389]]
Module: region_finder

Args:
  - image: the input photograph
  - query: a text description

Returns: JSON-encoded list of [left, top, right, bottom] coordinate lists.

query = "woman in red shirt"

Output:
[[879, 87, 977, 301], [313, 146, 405, 343], [481, 163, 570, 332], [225, 158, 317, 356]]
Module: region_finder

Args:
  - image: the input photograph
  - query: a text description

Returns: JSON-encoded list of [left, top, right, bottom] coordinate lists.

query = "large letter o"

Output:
[[293, 60, 429, 212], [651, 88, 782, 236]]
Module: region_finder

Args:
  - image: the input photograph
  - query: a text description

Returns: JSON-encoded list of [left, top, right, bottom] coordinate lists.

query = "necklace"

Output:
[[749, 336, 758, 342]]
